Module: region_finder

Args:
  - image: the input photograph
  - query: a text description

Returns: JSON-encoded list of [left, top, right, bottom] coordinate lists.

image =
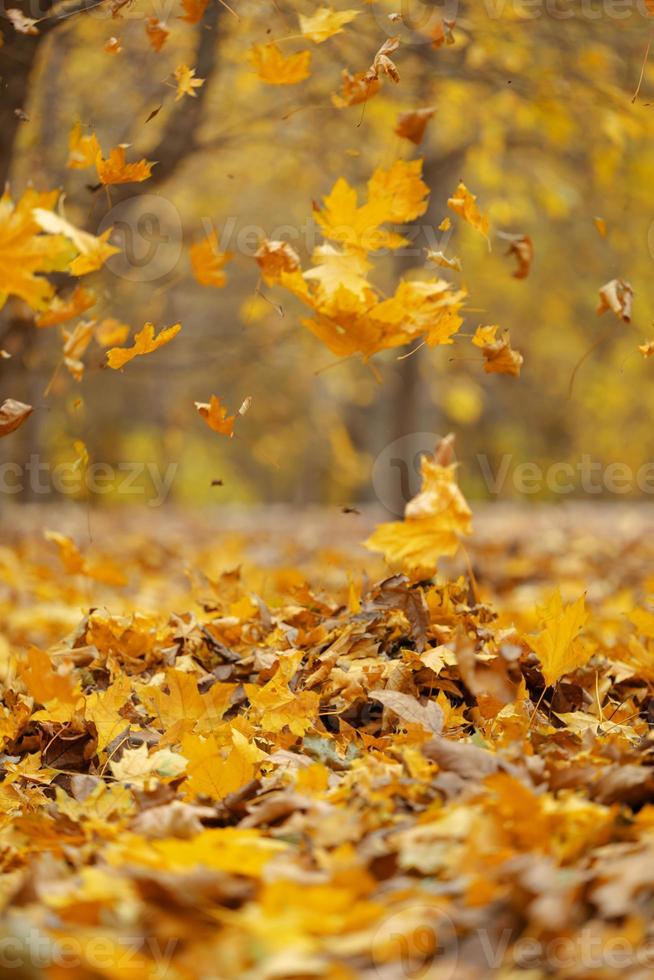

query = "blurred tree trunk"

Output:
[[0, 3, 51, 187], [389, 145, 467, 443]]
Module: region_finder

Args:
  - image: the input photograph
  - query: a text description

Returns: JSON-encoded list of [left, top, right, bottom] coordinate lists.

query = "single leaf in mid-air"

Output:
[[298, 6, 359, 43], [190, 231, 232, 287], [195, 395, 236, 437], [95, 146, 154, 185], [448, 181, 490, 241], [0, 399, 33, 438], [106, 322, 181, 370], [249, 43, 311, 85], [174, 63, 205, 100]]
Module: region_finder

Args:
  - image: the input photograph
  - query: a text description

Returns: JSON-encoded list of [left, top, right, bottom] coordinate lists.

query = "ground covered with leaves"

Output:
[[1, 503, 654, 978]]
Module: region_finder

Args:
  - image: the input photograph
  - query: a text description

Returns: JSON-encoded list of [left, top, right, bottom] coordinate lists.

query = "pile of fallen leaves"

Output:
[[3, 489, 654, 979]]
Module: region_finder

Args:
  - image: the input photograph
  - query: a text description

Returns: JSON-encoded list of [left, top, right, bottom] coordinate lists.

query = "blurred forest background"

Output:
[[2, 0, 654, 507]]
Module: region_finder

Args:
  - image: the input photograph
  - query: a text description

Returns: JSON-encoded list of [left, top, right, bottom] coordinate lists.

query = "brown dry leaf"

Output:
[[394, 107, 436, 145], [145, 17, 169, 51], [432, 17, 456, 47], [331, 69, 381, 107], [0, 398, 33, 438], [498, 231, 534, 279], [369, 690, 443, 735], [597, 278, 633, 323], [472, 325, 524, 377], [365, 36, 401, 85], [7, 8, 39, 33]]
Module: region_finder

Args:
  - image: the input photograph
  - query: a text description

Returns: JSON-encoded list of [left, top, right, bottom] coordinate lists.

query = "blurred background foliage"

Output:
[[2, 0, 654, 506]]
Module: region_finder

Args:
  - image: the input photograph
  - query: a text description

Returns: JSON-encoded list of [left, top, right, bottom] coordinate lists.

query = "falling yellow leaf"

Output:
[[299, 6, 359, 43], [174, 63, 205, 100], [472, 325, 524, 377], [36, 286, 96, 328], [33, 207, 119, 275], [249, 43, 312, 85], [95, 146, 154, 185], [145, 16, 169, 50], [106, 322, 181, 370], [426, 249, 462, 272], [179, 0, 208, 22], [190, 231, 233, 287], [195, 395, 236, 437], [331, 69, 380, 108], [0, 189, 73, 311], [365, 435, 472, 577], [394, 107, 436, 145], [448, 181, 490, 241], [67, 122, 101, 169]]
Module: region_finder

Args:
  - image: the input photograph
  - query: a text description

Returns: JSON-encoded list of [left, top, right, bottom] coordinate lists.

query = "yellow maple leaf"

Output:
[[245, 653, 320, 736], [249, 43, 312, 85], [106, 322, 181, 370], [95, 146, 154, 185], [448, 181, 490, 240], [528, 591, 589, 687], [314, 161, 428, 252], [365, 436, 472, 577], [20, 646, 79, 712], [139, 668, 235, 734], [180, 729, 264, 799], [189, 231, 232, 287], [174, 63, 205, 100], [304, 243, 373, 302], [33, 207, 119, 276], [367, 159, 430, 225], [195, 395, 236, 437], [299, 6, 359, 43], [0, 189, 73, 311], [35, 286, 96, 328], [84, 675, 131, 753], [67, 122, 102, 169]]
